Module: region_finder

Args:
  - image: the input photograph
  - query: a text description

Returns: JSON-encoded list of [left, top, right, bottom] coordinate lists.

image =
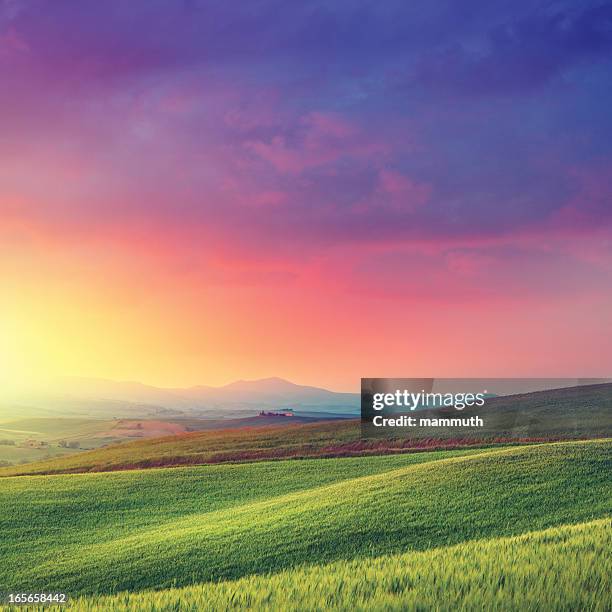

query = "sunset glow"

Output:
[[2, 1, 611, 392]]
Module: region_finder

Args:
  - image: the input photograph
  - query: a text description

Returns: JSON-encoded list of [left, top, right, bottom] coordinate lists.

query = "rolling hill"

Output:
[[0, 440, 609, 599], [2, 381, 607, 472], [0, 420, 360, 476], [0, 417, 525, 477], [1, 383, 609, 610], [69, 519, 612, 611], [2, 381, 610, 476]]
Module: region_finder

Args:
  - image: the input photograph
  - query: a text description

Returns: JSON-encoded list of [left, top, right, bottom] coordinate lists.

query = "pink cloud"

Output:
[[378, 169, 431, 211], [246, 136, 309, 174], [304, 111, 356, 139], [245, 111, 388, 174]]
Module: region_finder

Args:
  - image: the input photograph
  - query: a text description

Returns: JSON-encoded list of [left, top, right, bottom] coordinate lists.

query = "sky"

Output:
[[1, 0, 611, 392]]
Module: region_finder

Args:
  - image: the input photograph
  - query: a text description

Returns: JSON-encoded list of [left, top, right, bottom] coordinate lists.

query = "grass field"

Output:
[[69, 519, 612, 611], [0, 439, 610, 608]]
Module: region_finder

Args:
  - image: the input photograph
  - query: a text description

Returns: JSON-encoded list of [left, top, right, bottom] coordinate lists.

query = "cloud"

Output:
[[413, 3, 612, 96], [376, 169, 431, 211], [1, 0, 611, 277], [245, 112, 386, 174]]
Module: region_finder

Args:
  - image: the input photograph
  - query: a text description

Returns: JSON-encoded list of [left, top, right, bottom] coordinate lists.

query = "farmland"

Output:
[[2, 382, 609, 477], [0, 415, 338, 470], [0, 417, 546, 477], [0, 420, 362, 475], [0, 418, 113, 467], [70, 519, 612, 611], [0, 439, 610, 609]]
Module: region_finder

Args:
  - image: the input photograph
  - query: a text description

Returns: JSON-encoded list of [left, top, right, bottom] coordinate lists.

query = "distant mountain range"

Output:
[[3, 377, 359, 420]]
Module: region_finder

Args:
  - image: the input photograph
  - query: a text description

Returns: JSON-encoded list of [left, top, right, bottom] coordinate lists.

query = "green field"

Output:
[[0, 439, 610, 610], [70, 519, 612, 611]]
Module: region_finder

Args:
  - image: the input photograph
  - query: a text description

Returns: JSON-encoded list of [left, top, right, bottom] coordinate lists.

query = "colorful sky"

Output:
[[1, 0, 611, 393]]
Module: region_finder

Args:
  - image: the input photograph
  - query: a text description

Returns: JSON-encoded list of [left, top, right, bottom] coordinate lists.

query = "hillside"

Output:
[[2, 381, 610, 476], [0, 412, 350, 468], [0, 420, 360, 475], [69, 519, 612, 611], [0, 440, 609, 597], [0, 417, 538, 477]]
